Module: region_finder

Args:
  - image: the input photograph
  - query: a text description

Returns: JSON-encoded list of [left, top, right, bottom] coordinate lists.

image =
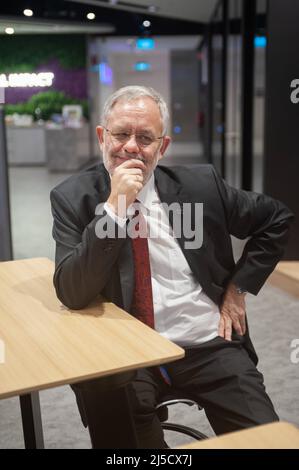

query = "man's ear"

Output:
[[96, 126, 105, 149], [158, 135, 171, 160]]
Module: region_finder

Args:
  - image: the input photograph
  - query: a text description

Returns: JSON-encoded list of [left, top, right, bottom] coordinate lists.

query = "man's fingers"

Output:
[[240, 315, 247, 335], [234, 309, 246, 335], [218, 315, 232, 340], [119, 168, 144, 176], [232, 320, 243, 336], [134, 174, 143, 182], [224, 319, 232, 341], [218, 316, 225, 338], [116, 159, 146, 170], [218, 314, 232, 341], [125, 173, 144, 185]]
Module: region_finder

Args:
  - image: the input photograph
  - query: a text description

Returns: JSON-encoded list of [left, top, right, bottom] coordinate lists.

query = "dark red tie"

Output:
[[130, 203, 171, 386], [130, 205, 155, 329]]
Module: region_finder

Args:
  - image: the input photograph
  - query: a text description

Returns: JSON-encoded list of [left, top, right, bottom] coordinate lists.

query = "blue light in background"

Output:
[[134, 61, 151, 72], [173, 125, 182, 134], [254, 36, 267, 48], [136, 38, 155, 50], [99, 62, 113, 85]]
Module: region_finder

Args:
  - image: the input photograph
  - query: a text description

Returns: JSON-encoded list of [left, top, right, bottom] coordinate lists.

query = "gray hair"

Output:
[[101, 85, 169, 135]]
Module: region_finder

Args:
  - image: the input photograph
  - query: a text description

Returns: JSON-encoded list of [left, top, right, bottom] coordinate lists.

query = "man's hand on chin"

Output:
[[107, 159, 146, 217], [218, 282, 247, 341]]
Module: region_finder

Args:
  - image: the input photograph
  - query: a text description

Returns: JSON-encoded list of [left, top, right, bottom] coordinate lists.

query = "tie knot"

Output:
[[130, 201, 148, 238], [133, 199, 142, 217]]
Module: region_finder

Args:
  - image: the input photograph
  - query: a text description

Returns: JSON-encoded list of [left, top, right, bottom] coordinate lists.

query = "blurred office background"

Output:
[[0, 0, 299, 448]]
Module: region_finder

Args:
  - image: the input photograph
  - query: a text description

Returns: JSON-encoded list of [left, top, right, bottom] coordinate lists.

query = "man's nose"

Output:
[[123, 134, 139, 153]]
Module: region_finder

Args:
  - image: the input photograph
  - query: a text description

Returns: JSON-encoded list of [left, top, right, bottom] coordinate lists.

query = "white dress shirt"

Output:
[[104, 173, 220, 347]]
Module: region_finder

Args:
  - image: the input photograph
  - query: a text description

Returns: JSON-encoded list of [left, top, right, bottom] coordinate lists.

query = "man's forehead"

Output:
[[110, 96, 159, 115], [107, 97, 162, 129]]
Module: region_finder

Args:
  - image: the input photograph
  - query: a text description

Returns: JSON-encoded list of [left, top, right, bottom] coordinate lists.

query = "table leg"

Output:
[[19, 392, 44, 449]]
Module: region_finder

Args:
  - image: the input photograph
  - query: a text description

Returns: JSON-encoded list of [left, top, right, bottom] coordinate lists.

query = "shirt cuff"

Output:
[[104, 202, 128, 228]]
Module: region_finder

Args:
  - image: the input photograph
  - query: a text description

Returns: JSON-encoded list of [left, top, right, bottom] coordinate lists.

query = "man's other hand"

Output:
[[218, 283, 247, 341]]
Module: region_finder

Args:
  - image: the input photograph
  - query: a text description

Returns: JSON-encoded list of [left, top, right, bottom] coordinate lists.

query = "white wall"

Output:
[[88, 36, 201, 163], [111, 50, 170, 128]]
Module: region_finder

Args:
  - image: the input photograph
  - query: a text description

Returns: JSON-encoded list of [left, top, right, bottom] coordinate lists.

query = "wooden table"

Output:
[[177, 422, 299, 449], [0, 258, 184, 448], [269, 261, 299, 298]]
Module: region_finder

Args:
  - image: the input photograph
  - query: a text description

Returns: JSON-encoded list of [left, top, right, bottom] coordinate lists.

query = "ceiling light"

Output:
[[5, 27, 15, 35], [23, 9, 33, 17], [87, 12, 95, 20], [143, 20, 151, 28]]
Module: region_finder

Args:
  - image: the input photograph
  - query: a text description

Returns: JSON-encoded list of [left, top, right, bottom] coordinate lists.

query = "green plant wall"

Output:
[[0, 34, 86, 72]]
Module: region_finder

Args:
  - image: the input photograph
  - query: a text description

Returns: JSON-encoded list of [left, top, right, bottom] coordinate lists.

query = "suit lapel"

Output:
[[154, 166, 213, 295], [96, 165, 111, 203], [154, 165, 209, 246]]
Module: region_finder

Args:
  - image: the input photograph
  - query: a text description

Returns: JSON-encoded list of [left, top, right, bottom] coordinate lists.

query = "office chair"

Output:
[[156, 389, 208, 441]]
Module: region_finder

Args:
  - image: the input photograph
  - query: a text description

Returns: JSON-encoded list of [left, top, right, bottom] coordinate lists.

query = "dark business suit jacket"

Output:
[[50, 163, 293, 365]]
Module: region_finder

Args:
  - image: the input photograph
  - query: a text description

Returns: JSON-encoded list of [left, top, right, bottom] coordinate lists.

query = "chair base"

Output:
[[162, 422, 208, 440]]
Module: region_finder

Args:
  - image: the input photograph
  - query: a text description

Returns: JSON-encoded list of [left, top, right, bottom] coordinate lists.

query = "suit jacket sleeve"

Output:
[[211, 167, 294, 295], [50, 188, 126, 309]]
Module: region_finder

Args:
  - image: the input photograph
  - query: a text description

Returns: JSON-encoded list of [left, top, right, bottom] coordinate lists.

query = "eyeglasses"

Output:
[[103, 127, 164, 148]]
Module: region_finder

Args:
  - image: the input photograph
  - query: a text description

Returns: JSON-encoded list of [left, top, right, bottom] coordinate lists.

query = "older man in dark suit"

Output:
[[50, 86, 293, 448]]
